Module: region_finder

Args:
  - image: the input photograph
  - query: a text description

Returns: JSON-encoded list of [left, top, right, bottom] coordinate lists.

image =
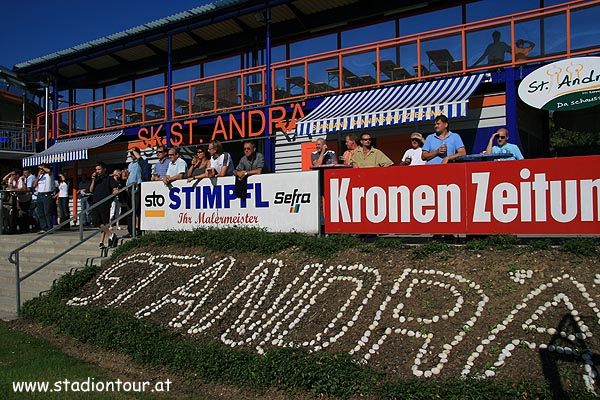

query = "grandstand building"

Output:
[[1, 1, 599, 233]]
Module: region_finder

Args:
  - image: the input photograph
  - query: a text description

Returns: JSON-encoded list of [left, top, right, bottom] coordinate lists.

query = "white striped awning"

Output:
[[295, 74, 485, 136], [22, 130, 123, 167]]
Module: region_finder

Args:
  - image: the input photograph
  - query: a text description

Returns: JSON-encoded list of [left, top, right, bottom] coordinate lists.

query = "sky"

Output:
[[2, 1, 215, 69]]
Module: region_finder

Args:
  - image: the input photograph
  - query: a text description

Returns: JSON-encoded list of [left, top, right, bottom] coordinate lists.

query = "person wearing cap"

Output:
[[401, 133, 426, 166], [33, 164, 56, 233], [486, 128, 524, 161]]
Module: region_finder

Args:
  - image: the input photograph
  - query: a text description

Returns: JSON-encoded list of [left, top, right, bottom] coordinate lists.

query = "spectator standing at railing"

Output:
[[187, 146, 210, 182], [422, 115, 466, 164], [17, 168, 35, 232], [485, 128, 524, 161], [207, 140, 234, 177], [2, 169, 19, 188], [342, 133, 359, 165], [233, 141, 265, 199], [33, 164, 55, 234], [234, 141, 265, 178], [77, 174, 92, 227], [2, 169, 20, 233], [401, 133, 427, 166], [162, 147, 188, 185], [311, 138, 337, 166], [125, 147, 146, 238], [54, 173, 70, 230], [90, 162, 118, 249], [472, 30, 511, 66], [351, 133, 393, 168], [109, 169, 122, 230], [151, 144, 169, 180]]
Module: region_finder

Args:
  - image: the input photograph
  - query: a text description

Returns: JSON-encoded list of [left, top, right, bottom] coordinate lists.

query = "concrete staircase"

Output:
[[0, 230, 107, 320]]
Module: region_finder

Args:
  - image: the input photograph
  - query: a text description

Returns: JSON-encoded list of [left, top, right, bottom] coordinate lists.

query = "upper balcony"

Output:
[[38, 0, 600, 141]]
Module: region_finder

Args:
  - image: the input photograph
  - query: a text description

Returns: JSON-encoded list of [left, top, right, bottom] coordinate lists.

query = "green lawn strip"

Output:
[[0, 323, 174, 400]]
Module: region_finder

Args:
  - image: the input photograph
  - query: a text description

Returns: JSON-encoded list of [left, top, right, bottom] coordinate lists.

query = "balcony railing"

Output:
[[37, 0, 600, 141]]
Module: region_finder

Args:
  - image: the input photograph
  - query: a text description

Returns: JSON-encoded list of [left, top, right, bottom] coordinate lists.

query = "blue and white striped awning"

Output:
[[22, 130, 123, 167], [295, 74, 485, 136]]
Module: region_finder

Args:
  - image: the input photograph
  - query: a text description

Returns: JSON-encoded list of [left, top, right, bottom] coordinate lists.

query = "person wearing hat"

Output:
[[33, 164, 56, 233], [401, 133, 427, 166]]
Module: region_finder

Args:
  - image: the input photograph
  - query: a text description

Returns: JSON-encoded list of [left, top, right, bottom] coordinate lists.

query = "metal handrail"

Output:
[[7, 182, 139, 313]]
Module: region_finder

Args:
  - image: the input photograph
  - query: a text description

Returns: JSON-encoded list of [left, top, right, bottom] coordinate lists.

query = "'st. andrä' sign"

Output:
[[518, 57, 600, 111]]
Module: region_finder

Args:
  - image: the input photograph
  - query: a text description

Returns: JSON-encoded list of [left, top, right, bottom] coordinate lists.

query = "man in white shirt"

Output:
[[162, 147, 188, 185], [207, 140, 234, 177], [33, 164, 55, 233]]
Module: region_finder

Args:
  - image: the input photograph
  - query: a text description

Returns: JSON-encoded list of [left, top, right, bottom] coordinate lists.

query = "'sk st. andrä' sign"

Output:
[[141, 171, 319, 233], [324, 156, 600, 235]]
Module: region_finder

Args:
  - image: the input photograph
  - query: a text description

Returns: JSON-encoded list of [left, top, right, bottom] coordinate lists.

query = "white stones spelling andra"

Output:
[[462, 274, 600, 393], [508, 269, 533, 284], [68, 253, 599, 389]]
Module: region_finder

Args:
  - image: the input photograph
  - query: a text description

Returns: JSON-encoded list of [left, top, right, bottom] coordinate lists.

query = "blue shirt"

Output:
[[152, 158, 170, 178], [491, 142, 524, 160], [423, 131, 465, 165], [127, 159, 143, 184]]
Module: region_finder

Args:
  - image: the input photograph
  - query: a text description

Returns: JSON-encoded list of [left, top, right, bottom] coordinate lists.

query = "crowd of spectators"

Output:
[[1, 115, 524, 237]]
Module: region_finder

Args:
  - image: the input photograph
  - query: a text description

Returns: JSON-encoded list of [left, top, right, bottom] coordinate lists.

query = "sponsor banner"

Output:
[[324, 156, 600, 235], [141, 171, 319, 233], [518, 57, 600, 111]]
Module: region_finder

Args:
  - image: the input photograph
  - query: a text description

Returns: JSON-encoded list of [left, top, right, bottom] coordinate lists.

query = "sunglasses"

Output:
[[497, 136, 507, 139], [411, 138, 420, 142], [361, 138, 371, 141], [243, 147, 253, 150]]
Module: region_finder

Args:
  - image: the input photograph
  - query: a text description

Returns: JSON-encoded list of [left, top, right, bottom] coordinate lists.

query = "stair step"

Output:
[[0, 230, 106, 315]]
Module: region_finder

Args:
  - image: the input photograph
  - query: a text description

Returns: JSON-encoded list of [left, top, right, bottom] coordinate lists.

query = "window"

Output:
[[290, 33, 337, 59], [135, 73, 164, 92], [400, 7, 461, 37], [204, 55, 241, 77], [106, 81, 132, 98], [342, 21, 395, 48], [466, 0, 537, 23], [173, 65, 200, 84]]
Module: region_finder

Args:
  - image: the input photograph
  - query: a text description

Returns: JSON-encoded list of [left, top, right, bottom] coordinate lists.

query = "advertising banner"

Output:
[[324, 156, 600, 235], [141, 171, 319, 233], [518, 56, 600, 111]]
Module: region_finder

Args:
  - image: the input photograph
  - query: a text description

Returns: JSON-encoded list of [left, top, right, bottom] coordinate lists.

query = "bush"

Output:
[[412, 241, 448, 259], [111, 227, 362, 259], [561, 238, 598, 256], [465, 235, 520, 251]]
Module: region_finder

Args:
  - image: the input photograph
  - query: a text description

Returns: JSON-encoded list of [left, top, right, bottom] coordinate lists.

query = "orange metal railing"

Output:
[[36, 0, 600, 141]]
